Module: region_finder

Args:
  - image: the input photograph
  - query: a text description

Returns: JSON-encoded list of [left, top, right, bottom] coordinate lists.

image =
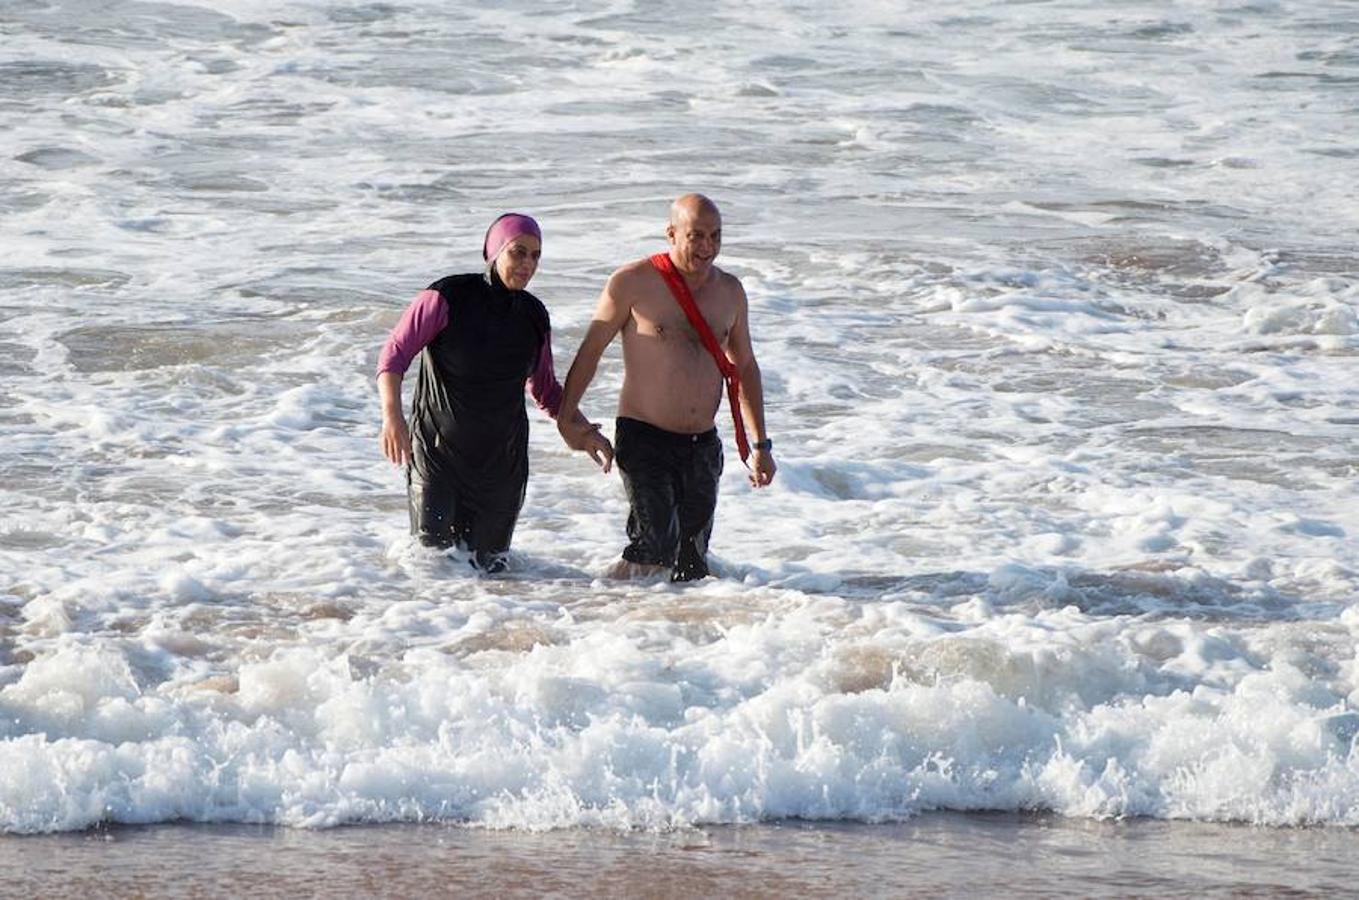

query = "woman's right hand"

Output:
[[380, 413, 412, 466]]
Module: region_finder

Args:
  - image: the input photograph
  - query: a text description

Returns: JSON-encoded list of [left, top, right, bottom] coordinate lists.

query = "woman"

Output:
[[376, 213, 605, 572]]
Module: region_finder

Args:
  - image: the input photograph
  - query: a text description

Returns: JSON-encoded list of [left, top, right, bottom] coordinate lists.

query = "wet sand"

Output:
[[4, 813, 1357, 898]]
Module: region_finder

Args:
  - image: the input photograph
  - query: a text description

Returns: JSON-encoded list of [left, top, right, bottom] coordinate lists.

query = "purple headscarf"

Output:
[[483, 213, 542, 263]]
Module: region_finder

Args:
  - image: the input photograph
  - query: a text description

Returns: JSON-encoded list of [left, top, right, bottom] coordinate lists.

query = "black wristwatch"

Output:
[[753, 438, 773, 452]]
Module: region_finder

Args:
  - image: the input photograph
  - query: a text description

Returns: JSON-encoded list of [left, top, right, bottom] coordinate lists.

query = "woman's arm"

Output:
[[376, 289, 447, 466], [378, 371, 411, 465]]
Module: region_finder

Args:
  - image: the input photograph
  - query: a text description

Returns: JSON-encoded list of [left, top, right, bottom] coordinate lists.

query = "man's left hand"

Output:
[[749, 449, 776, 488]]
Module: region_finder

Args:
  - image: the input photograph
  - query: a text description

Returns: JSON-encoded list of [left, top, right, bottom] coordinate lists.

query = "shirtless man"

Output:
[[556, 193, 776, 581]]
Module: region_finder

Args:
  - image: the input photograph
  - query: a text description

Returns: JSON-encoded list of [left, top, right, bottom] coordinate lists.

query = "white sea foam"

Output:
[[1, 0, 1357, 834]]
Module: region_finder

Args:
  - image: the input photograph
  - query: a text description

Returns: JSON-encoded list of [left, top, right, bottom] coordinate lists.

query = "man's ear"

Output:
[[665, 224, 675, 242]]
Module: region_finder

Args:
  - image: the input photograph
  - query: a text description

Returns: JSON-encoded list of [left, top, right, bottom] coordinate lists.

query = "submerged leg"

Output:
[[671, 434, 723, 582], [408, 461, 462, 549], [616, 420, 681, 570]]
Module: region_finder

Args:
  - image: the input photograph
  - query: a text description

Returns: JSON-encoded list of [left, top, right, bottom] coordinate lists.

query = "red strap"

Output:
[[649, 253, 750, 465]]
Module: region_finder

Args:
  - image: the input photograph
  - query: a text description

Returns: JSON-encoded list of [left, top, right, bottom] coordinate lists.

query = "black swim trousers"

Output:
[[615, 416, 723, 582]]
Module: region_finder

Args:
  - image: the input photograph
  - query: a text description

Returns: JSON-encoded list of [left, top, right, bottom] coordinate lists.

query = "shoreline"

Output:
[[5, 812, 1357, 897]]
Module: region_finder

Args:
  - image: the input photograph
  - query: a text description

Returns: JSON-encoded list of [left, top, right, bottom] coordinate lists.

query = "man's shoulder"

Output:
[[712, 266, 746, 301], [611, 256, 660, 281], [607, 257, 664, 296], [713, 266, 743, 288]]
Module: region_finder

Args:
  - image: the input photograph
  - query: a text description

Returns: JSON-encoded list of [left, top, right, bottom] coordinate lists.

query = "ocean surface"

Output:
[[2, 0, 1358, 868]]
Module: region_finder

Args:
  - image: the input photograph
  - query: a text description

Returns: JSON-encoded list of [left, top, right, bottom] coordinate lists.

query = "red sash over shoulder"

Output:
[[649, 252, 750, 465]]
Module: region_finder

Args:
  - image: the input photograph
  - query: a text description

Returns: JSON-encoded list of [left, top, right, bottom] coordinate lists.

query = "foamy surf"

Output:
[[2, 0, 1357, 835], [3, 570, 1359, 833]]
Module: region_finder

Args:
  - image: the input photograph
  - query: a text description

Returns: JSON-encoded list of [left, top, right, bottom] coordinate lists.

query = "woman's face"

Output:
[[494, 235, 542, 290]]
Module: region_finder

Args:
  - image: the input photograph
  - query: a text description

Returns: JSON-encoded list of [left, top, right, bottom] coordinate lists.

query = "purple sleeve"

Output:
[[377, 289, 448, 375], [526, 331, 564, 419]]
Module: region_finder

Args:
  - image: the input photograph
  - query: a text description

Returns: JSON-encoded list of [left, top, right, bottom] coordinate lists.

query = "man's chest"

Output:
[[632, 289, 734, 344]]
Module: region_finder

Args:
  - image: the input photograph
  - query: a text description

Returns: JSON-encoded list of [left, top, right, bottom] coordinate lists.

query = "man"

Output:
[[557, 193, 776, 581]]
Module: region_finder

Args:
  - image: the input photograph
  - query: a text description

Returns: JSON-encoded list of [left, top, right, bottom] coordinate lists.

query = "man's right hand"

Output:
[[380, 414, 412, 466], [559, 419, 614, 473]]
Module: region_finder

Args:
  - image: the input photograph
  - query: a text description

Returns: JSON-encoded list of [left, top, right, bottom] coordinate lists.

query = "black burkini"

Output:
[[407, 270, 550, 570]]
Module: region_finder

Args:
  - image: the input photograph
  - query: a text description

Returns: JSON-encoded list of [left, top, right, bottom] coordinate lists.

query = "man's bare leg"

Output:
[[605, 559, 670, 580]]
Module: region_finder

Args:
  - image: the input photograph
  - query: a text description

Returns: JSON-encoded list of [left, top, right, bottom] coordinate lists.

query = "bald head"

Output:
[[669, 193, 721, 228], [666, 193, 722, 277]]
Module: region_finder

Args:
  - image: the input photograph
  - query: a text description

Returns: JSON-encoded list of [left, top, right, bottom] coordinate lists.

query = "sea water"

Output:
[[0, 0, 1357, 836]]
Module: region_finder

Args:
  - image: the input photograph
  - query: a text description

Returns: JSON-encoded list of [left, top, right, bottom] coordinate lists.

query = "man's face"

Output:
[[494, 235, 542, 291], [667, 209, 722, 275]]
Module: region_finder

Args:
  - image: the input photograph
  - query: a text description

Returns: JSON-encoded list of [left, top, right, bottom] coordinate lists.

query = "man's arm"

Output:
[[725, 280, 776, 487], [557, 271, 634, 472]]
